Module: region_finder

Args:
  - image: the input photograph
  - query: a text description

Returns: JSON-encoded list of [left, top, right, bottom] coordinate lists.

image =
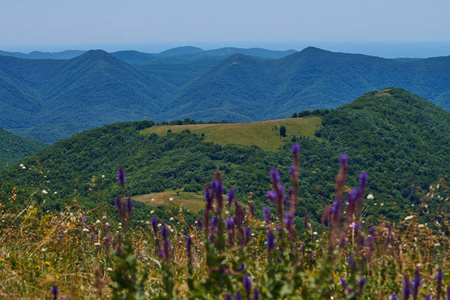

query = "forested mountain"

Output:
[[2, 47, 450, 143], [0, 127, 47, 169], [1, 89, 449, 226]]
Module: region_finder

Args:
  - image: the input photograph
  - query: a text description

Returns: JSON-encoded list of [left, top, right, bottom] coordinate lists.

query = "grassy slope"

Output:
[[141, 117, 322, 151], [132, 190, 205, 212]]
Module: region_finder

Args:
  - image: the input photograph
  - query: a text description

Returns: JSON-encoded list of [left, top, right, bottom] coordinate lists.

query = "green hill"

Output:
[[0, 127, 47, 169], [1, 88, 449, 227]]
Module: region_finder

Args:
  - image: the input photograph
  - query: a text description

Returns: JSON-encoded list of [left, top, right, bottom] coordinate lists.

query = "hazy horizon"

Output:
[[2, 1, 450, 59], [2, 41, 450, 59]]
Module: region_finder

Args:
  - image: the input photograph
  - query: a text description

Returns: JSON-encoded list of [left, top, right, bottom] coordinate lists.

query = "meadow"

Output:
[[1, 145, 449, 299]]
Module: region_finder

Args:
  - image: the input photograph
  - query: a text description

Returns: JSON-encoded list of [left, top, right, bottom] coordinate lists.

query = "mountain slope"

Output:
[[0, 127, 47, 169]]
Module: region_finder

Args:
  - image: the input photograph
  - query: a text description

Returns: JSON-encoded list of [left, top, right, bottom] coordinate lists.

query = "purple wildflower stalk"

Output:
[[186, 234, 192, 260], [413, 267, 422, 300], [243, 226, 251, 246], [446, 285, 450, 300], [253, 288, 260, 300], [243, 274, 252, 299], [267, 229, 275, 254], [403, 272, 412, 300], [117, 166, 126, 189], [204, 186, 213, 235], [436, 268, 444, 299], [226, 217, 235, 245], [213, 171, 225, 215], [51, 284, 59, 300], [227, 187, 236, 211]]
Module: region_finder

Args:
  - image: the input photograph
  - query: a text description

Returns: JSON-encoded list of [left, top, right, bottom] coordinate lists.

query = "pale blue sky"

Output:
[[1, 0, 450, 56]]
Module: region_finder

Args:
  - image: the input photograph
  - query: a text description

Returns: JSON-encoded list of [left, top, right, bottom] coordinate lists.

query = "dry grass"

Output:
[[140, 117, 322, 151]]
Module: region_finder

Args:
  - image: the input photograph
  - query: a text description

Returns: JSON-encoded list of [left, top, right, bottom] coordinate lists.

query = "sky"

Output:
[[1, 0, 450, 57]]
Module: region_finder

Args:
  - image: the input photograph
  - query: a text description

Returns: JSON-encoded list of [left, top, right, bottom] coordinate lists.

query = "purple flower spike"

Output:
[[236, 291, 243, 300], [446, 285, 450, 300], [348, 254, 356, 269], [267, 229, 276, 253], [227, 188, 236, 205], [225, 293, 233, 300], [161, 223, 169, 239], [253, 288, 260, 300], [186, 234, 192, 259], [117, 166, 126, 186], [244, 227, 251, 245], [238, 263, 246, 271], [289, 165, 296, 175], [391, 294, 398, 300], [151, 217, 158, 232], [266, 190, 277, 204], [125, 196, 133, 213], [291, 143, 300, 154], [114, 197, 121, 210], [270, 168, 281, 183], [285, 212, 294, 228], [403, 272, 412, 300], [243, 274, 252, 297], [263, 207, 271, 222], [413, 267, 422, 299], [424, 294, 431, 300], [51, 284, 59, 300], [249, 202, 255, 218], [359, 172, 369, 187], [359, 277, 366, 293], [339, 154, 349, 167], [226, 217, 234, 229]]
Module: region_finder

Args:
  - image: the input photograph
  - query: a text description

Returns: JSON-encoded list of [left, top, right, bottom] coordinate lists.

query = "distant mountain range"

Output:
[[1, 46, 450, 143]]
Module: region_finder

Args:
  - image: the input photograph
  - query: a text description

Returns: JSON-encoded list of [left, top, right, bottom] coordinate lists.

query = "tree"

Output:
[[280, 125, 287, 137]]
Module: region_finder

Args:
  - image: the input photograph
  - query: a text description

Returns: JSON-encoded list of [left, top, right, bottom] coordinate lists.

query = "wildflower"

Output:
[[266, 190, 277, 204], [225, 293, 233, 300], [42, 190, 48, 194], [238, 263, 246, 271], [359, 172, 368, 187], [436, 268, 444, 299], [424, 294, 431, 300], [151, 217, 158, 233], [267, 229, 275, 254], [169, 197, 173, 201], [289, 165, 296, 175], [270, 168, 281, 183], [227, 187, 236, 208], [348, 254, 356, 269], [186, 234, 192, 260], [359, 277, 366, 294], [125, 196, 133, 213], [263, 207, 271, 223], [117, 166, 126, 187], [243, 227, 251, 246], [235, 291, 243, 300], [367, 194, 374, 200], [96, 219, 101, 224], [243, 274, 252, 297], [405, 216, 414, 221], [249, 202, 255, 218], [253, 288, 260, 300], [161, 223, 169, 239], [291, 143, 300, 154], [413, 267, 422, 299], [403, 272, 412, 300], [391, 295, 398, 300], [285, 212, 294, 232], [51, 284, 59, 300], [82, 228, 89, 232]]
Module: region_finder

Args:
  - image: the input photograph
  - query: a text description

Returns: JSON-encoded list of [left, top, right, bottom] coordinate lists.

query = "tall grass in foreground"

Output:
[[1, 145, 449, 299]]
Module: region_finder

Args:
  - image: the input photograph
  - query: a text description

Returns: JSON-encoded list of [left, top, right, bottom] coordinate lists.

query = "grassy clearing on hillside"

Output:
[[140, 117, 322, 151], [133, 190, 205, 212]]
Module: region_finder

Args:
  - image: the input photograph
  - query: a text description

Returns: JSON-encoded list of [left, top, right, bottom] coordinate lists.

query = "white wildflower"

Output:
[[367, 194, 374, 200], [169, 197, 173, 201], [405, 215, 414, 221], [82, 228, 89, 232], [42, 190, 48, 194]]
